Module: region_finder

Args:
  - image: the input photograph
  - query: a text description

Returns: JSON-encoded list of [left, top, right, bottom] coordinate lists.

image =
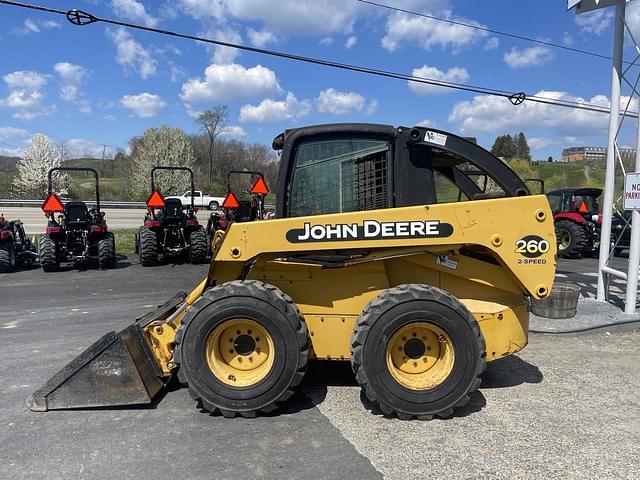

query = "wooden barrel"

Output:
[[530, 282, 580, 319]]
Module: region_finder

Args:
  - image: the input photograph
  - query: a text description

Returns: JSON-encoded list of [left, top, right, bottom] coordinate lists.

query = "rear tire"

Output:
[[98, 232, 116, 269], [175, 280, 309, 417], [189, 228, 207, 264], [39, 234, 59, 272], [0, 241, 16, 272], [351, 284, 485, 420], [138, 226, 158, 266], [555, 220, 587, 258], [208, 201, 219, 211]]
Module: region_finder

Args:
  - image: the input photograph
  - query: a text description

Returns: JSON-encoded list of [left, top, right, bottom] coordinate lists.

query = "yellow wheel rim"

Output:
[[386, 322, 455, 391], [204, 319, 275, 387]]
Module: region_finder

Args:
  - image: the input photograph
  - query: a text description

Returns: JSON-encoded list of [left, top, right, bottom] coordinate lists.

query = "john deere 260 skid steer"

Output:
[[29, 124, 556, 420]]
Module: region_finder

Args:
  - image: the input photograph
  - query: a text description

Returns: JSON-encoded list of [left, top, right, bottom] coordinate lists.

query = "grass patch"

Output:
[[112, 228, 137, 254]]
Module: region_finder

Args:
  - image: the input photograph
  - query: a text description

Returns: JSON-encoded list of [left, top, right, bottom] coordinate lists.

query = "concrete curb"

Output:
[[529, 297, 640, 335]]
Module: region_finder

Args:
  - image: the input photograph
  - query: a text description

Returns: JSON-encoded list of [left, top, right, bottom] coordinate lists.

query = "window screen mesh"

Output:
[[289, 139, 388, 217]]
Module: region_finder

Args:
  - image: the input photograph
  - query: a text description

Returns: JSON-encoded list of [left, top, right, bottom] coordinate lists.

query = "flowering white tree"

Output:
[[129, 125, 196, 199], [12, 134, 70, 199]]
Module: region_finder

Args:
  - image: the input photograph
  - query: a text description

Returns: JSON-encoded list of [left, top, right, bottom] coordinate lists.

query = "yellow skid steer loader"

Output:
[[29, 124, 556, 420]]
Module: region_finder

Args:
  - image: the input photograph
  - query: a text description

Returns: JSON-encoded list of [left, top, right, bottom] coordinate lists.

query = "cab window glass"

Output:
[[434, 171, 469, 203], [289, 139, 388, 217]]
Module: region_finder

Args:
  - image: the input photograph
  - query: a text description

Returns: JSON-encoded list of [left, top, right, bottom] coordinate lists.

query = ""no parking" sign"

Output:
[[624, 173, 640, 210]]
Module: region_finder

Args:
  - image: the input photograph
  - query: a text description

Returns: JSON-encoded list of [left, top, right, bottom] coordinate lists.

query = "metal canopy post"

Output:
[[597, 0, 626, 301]]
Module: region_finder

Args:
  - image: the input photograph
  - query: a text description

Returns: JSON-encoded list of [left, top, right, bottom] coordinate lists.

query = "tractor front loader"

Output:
[[29, 124, 556, 420]]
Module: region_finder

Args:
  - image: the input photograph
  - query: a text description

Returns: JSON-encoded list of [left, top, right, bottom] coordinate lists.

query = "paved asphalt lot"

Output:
[[1, 256, 639, 479]]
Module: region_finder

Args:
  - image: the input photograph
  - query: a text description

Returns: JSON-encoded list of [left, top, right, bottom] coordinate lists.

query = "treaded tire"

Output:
[[175, 280, 309, 417], [98, 232, 116, 269], [189, 227, 207, 264], [351, 284, 486, 420], [39, 234, 59, 272], [0, 241, 16, 272], [555, 219, 587, 258], [138, 226, 158, 266]]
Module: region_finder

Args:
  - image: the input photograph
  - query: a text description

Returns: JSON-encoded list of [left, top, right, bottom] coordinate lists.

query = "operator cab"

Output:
[[273, 124, 530, 219]]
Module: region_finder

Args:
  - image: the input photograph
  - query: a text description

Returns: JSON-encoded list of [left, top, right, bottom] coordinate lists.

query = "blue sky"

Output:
[[0, 0, 639, 161]]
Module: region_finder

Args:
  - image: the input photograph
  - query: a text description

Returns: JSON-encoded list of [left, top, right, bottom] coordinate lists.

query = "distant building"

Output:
[[562, 146, 637, 163]]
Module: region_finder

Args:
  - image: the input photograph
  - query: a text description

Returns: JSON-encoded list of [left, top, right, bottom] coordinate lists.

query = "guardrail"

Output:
[[0, 199, 275, 210], [1, 199, 147, 209]]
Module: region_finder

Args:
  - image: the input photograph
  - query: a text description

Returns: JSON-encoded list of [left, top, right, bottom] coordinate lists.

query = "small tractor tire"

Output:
[[39, 234, 59, 272], [189, 228, 208, 264], [98, 233, 116, 269], [351, 284, 486, 420], [138, 226, 158, 266], [555, 219, 587, 258], [0, 241, 16, 272], [175, 280, 309, 418]]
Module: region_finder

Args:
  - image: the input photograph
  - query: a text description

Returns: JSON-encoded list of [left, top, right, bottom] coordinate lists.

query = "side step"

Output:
[[28, 292, 186, 411]]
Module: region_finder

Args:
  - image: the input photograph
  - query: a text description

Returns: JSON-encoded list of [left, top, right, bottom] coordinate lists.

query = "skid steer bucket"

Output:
[[28, 293, 186, 411]]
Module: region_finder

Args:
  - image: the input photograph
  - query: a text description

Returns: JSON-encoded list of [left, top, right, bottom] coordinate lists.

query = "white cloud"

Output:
[[239, 92, 311, 123], [0, 126, 30, 142], [178, 0, 226, 19], [106, 28, 157, 79], [316, 88, 376, 115], [120, 93, 167, 118], [528, 137, 555, 150], [381, 11, 488, 52], [345, 35, 357, 48], [180, 63, 281, 104], [575, 8, 613, 36], [563, 32, 574, 46], [0, 71, 55, 120], [415, 118, 438, 128], [111, 0, 158, 27], [247, 28, 277, 47], [483, 37, 499, 50], [12, 18, 60, 35], [207, 26, 242, 64], [65, 139, 113, 159], [504, 46, 553, 69], [220, 125, 247, 137], [225, 0, 359, 35], [409, 65, 469, 96], [319, 37, 334, 46], [448, 90, 632, 137], [53, 63, 90, 112]]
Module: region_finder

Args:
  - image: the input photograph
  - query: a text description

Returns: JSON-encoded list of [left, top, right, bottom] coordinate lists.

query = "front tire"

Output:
[[175, 280, 309, 417], [98, 232, 116, 269], [555, 219, 587, 258], [39, 235, 59, 272], [189, 228, 207, 264], [351, 284, 485, 420], [138, 226, 158, 266], [0, 241, 16, 272]]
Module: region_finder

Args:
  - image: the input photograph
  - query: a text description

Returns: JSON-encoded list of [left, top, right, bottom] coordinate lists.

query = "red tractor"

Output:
[[546, 187, 602, 258], [135, 166, 208, 266]]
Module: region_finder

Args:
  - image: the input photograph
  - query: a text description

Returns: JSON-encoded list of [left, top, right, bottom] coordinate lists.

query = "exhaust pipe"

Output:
[[28, 293, 186, 411]]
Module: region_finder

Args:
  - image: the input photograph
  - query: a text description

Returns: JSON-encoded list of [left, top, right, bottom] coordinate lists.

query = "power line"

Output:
[[357, 0, 627, 65], [0, 0, 637, 118]]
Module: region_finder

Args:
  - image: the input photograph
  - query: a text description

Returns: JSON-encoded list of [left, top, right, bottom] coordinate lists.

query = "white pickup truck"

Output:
[[165, 191, 225, 210]]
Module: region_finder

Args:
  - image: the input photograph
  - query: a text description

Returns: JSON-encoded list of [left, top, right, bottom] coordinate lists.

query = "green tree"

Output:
[[128, 126, 195, 199], [195, 105, 229, 182], [515, 132, 531, 161], [491, 134, 517, 159]]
